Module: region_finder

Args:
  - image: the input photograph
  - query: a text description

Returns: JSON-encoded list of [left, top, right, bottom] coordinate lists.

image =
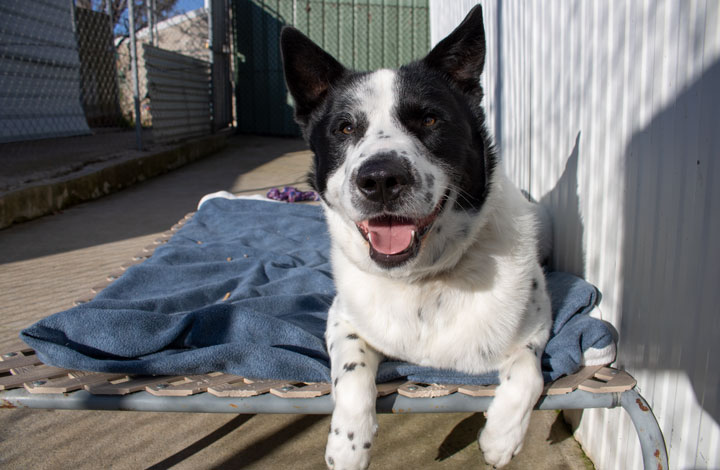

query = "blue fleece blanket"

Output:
[[21, 198, 614, 385]]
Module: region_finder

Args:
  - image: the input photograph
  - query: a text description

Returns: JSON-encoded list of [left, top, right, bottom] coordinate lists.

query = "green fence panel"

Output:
[[232, 0, 429, 136]]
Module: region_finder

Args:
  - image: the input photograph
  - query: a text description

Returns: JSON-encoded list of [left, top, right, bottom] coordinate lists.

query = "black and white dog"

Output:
[[280, 5, 551, 469]]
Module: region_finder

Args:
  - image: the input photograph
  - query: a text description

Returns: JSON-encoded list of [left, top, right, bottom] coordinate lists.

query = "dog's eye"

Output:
[[340, 123, 355, 135], [423, 116, 437, 127]]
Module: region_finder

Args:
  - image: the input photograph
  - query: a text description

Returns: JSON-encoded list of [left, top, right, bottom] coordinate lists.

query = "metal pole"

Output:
[[146, 0, 154, 46], [153, 0, 158, 45], [207, 0, 215, 132], [1, 387, 621, 415], [69, 0, 77, 35], [127, 0, 143, 150]]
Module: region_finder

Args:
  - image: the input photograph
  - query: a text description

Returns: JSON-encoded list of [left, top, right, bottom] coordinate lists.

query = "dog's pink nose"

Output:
[[356, 156, 413, 205]]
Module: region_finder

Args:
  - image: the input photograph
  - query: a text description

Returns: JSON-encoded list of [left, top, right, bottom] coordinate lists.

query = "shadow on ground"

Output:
[[0, 135, 310, 263]]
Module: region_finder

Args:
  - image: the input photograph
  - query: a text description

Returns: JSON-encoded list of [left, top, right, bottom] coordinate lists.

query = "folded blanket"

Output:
[[21, 198, 615, 385]]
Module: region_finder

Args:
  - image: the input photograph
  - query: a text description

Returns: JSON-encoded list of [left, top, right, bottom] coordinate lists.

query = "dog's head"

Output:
[[281, 5, 496, 276]]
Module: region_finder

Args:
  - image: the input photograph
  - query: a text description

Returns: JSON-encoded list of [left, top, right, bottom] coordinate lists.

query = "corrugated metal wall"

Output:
[[144, 45, 211, 143], [233, 0, 429, 136], [0, 0, 90, 143], [431, 1, 720, 469]]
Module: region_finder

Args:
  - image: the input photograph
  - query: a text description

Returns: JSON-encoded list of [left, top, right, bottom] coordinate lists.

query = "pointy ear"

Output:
[[280, 27, 347, 125], [422, 4, 486, 95]]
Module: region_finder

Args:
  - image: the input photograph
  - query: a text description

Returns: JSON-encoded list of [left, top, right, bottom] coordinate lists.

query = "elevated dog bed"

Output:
[[0, 198, 667, 470]]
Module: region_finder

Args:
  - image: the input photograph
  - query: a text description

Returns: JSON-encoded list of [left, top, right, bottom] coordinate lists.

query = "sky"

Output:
[[110, 0, 206, 35], [172, 0, 206, 15]]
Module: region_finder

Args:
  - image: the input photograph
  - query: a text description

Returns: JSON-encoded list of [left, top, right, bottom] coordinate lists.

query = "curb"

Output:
[[0, 133, 228, 230]]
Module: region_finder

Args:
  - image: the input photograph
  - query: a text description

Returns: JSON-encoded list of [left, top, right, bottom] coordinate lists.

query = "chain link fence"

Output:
[[233, 0, 429, 136], [0, 0, 230, 149]]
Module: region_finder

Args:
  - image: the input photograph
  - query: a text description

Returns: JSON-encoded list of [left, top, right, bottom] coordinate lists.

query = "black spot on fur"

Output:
[[363, 442, 372, 449], [328, 342, 334, 351], [348, 432, 354, 440], [436, 294, 443, 309], [347, 333, 359, 340], [458, 223, 470, 238], [360, 362, 366, 367], [536, 306, 541, 312], [334, 428, 340, 435], [334, 377, 339, 386], [425, 173, 435, 189], [333, 322, 339, 327], [352, 444, 356, 450], [435, 224, 442, 234], [377, 130, 384, 135], [417, 307, 423, 319], [359, 348, 365, 354], [425, 191, 433, 203], [327, 456, 334, 465], [506, 375, 511, 381], [532, 279, 539, 290], [344, 362, 358, 372]]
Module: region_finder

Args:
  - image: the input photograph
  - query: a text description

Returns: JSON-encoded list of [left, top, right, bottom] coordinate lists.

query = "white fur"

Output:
[[325, 70, 450, 229], [322, 72, 552, 470]]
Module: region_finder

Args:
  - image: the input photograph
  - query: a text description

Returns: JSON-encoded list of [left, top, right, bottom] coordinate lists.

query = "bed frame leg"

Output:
[[620, 389, 668, 470]]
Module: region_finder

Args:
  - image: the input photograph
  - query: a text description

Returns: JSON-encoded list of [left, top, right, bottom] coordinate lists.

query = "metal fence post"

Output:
[[127, 0, 143, 150], [208, 0, 215, 132], [146, 0, 154, 46]]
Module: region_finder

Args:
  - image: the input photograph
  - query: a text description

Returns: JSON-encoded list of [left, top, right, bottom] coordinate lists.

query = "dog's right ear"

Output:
[[280, 27, 347, 125], [422, 4, 486, 95]]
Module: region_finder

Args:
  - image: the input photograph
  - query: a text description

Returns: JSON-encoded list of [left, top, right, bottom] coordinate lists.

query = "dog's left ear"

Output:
[[423, 4, 486, 95], [280, 27, 347, 126]]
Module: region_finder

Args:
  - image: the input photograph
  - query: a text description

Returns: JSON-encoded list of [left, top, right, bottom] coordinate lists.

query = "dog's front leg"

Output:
[[479, 345, 544, 468], [324, 307, 382, 470]]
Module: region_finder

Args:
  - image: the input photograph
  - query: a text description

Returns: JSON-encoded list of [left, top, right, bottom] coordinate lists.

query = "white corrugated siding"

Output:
[[430, 1, 720, 469], [144, 45, 211, 143], [0, 0, 90, 143]]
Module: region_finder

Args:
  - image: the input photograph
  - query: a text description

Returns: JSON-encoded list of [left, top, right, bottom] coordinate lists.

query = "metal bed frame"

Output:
[[0, 349, 667, 470]]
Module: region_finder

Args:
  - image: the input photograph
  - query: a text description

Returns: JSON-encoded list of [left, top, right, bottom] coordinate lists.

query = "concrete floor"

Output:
[[0, 135, 593, 469]]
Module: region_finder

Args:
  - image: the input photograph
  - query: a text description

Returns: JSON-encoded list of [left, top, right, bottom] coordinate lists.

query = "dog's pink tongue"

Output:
[[366, 217, 415, 255]]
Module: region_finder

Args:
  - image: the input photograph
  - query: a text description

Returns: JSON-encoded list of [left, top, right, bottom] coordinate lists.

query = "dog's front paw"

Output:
[[478, 422, 524, 468], [324, 416, 377, 470]]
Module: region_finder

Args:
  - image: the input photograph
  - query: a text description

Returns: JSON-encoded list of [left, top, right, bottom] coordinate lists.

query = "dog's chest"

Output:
[[337, 276, 521, 374]]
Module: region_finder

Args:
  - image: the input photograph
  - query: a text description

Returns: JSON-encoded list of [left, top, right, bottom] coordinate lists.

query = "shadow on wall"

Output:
[[619, 58, 720, 424], [540, 132, 586, 278]]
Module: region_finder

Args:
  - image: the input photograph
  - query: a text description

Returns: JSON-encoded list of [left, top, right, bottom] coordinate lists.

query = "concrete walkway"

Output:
[[0, 135, 593, 469]]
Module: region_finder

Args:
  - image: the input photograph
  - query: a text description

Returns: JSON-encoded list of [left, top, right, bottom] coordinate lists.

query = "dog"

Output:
[[280, 5, 551, 469]]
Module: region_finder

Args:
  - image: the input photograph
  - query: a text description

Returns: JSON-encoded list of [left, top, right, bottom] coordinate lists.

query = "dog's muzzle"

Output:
[[354, 155, 446, 268]]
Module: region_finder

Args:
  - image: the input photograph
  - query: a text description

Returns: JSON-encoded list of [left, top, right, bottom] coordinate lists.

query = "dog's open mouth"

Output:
[[355, 195, 447, 267]]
